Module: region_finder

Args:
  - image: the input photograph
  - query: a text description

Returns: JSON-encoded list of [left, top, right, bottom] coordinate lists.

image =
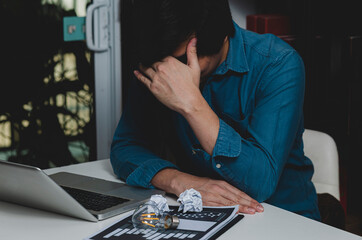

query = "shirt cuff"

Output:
[[212, 118, 242, 158], [126, 158, 178, 188]]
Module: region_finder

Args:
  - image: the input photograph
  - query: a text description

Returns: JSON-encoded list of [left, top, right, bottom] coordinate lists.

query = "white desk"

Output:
[[1, 159, 361, 240]]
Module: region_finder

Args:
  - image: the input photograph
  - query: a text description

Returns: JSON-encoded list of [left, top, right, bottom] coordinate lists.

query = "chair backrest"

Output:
[[302, 129, 340, 200]]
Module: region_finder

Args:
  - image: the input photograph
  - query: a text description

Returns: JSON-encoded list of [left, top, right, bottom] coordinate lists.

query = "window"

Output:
[[0, 0, 97, 168]]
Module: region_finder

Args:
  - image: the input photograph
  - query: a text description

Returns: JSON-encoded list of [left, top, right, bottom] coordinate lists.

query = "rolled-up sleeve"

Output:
[[110, 80, 178, 188], [210, 51, 306, 202]]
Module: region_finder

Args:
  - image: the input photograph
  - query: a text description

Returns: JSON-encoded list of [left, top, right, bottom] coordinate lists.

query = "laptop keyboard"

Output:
[[61, 186, 130, 212]]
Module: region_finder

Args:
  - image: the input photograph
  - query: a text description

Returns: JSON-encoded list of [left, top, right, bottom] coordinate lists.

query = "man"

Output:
[[111, 0, 321, 220]]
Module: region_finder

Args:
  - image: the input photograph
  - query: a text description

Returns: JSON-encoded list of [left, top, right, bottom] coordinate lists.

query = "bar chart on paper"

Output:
[[85, 206, 241, 240], [101, 223, 201, 240]]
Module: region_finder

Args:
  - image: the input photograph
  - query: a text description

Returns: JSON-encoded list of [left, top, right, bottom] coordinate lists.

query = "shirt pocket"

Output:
[[221, 112, 250, 138]]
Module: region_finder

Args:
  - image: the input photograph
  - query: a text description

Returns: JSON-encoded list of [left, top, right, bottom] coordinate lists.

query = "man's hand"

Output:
[[151, 168, 264, 214], [192, 178, 264, 214], [134, 38, 202, 115]]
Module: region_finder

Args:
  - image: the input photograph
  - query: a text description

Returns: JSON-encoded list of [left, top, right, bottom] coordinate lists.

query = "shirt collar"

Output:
[[212, 21, 249, 76]]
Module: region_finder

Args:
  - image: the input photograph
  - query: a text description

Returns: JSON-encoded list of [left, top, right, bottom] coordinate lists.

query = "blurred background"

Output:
[[0, 0, 96, 168]]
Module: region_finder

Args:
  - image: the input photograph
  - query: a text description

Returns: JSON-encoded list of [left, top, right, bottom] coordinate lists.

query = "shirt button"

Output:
[[216, 163, 221, 169]]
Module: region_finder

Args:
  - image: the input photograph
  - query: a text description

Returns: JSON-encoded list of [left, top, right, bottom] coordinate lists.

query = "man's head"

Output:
[[131, 0, 235, 68]]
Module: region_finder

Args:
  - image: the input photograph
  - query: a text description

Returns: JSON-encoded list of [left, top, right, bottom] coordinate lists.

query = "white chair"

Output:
[[302, 129, 340, 200]]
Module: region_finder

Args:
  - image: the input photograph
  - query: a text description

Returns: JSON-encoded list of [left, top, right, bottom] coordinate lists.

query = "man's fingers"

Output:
[[201, 191, 235, 207], [201, 191, 258, 215], [151, 62, 161, 72], [217, 185, 261, 213], [238, 205, 258, 214], [220, 181, 263, 212], [134, 70, 151, 89], [212, 180, 263, 213], [186, 38, 200, 71], [200, 182, 259, 213], [208, 183, 239, 204], [139, 64, 156, 80]]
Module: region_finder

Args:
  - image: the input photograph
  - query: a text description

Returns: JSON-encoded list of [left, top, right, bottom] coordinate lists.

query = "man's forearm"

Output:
[[181, 96, 220, 156], [150, 168, 263, 214], [151, 168, 200, 196]]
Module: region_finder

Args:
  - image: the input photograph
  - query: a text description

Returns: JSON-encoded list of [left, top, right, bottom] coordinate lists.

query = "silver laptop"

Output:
[[0, 160, 164, 222]]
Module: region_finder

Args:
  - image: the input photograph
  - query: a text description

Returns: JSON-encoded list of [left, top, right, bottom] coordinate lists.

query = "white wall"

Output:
[[228, 0, 257, 28]]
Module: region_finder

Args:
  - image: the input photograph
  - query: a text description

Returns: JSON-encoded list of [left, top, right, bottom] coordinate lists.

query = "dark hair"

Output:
[[130, 0, 235, 67]]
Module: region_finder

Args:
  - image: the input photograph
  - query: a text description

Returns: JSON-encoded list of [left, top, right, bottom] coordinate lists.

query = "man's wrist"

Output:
[[151, 168, 186, 196], [180, 94, 207, 118]]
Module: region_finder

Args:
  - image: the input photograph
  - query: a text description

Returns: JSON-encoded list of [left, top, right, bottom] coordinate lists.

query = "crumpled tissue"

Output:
[[177, 188, 203, 213], [149, 194, 170, 213]]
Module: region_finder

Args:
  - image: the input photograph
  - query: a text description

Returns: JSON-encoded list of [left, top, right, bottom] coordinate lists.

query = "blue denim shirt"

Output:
[[111, 23, 321, 221]]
